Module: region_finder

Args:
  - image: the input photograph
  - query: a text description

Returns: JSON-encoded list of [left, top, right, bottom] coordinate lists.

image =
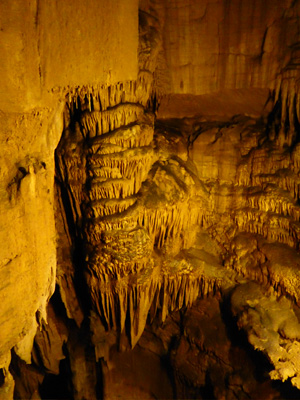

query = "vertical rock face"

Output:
[[3, 0, 300, 399], [0, 0, 138, 397], [160, 0, 300, 95], [0, 0, 138, 113], [0, 107, 62, 383]]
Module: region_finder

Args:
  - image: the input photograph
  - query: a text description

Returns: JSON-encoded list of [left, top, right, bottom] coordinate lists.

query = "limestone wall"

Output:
[[161, 0, 299, 94], [0, 0, 138, 376]]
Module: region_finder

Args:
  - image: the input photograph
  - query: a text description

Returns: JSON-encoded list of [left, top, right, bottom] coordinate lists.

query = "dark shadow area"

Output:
[[220, 292, 273, 382], [39, 351, 73, 400], [265, 95, 282, 139], [198, 372, 216, 400], [0, 369, 5, 386], [272, 379, 300, 399], [161, 350, 178, 400], [96, 359, 104, 400], [50, 283, 70, 321], [55, 145, 92, 316]]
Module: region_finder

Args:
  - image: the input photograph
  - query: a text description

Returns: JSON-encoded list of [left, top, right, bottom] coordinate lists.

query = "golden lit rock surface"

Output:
[[2, 0, 300, 399], [0, 0, 138, 396], [231, 283, 300, 389], [160, 0, 300, 95]]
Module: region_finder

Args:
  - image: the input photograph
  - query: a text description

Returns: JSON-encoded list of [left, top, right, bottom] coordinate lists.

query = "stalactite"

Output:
[[86, 250, 224, 350], [56, 4, 216, 355]]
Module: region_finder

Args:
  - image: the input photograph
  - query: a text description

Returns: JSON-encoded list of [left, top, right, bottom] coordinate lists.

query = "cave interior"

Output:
[[2, 0, 300, 399]]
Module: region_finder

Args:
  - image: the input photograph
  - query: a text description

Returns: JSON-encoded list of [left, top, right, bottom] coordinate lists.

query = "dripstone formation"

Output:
[[3, 1, 300, 399]]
